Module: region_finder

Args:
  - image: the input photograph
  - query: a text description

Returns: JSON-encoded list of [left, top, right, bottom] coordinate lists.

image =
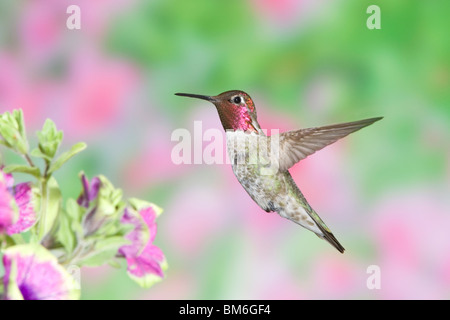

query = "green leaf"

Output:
[[30, 148, 53, 162], [38, 177, 62, 240], [77, 236, 130, 267], [57, 199, 84, 253], [48, 142, 87, 175], [107, 259, 122, 269], [13, 109, 27, 142], [3, 164, 41, 178], [57, 212, 76, 254], [36, 119, 63, 159], [78, 174, 128, 239], [98, 175, 125, 211], [65, 198, 84, 224], [0, 120, 21, 151], [0, 109, 29, 154], [4, 260, 24, 300]]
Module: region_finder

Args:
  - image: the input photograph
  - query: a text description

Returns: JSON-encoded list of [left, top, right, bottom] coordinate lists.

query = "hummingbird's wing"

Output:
[[272, 117, 382, 172]]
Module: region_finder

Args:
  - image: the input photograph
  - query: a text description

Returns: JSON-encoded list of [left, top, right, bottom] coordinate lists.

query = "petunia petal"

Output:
[[0, 173, 18, 233], [2, 244, 80, 300], [77, 174, 101, 208], [6, 182, 38, 235], [2, 171, 14, 189], [119, 207, 150, 258], [125, 243, 168, 288], [119, 202, 166, 288]]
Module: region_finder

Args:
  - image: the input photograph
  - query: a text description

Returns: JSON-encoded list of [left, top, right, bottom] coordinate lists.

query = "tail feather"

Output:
[[282, 173, 346, 253], [316, 224, 345, 253]]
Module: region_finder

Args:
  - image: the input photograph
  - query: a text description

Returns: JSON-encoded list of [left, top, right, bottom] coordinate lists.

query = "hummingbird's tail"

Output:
[[306, 205, 345, 253], [286, 207, 346, 253], [281, 173, 346, 253], [316, 227, 345, 254]]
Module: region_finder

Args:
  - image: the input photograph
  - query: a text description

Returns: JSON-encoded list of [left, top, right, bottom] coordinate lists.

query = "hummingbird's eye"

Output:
[[232, 96, 242, 104]]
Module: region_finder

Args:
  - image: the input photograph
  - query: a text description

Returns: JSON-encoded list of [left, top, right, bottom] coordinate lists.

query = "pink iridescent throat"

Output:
[[217, 104, 256, 132]]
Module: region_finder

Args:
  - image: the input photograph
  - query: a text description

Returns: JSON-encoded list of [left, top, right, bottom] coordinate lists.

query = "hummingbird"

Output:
[[175, 90, 382, 253]]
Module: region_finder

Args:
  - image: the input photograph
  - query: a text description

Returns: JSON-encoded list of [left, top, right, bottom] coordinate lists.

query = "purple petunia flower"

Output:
[[119, 200, 167, 288], [77, 173, 104, 236], [0, 170, 37, 235], [2, 244, 80, 300], [77, 173, 101, 209]]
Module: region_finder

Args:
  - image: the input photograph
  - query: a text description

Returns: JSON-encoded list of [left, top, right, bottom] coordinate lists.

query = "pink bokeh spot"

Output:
[[252, 0, 303, 23], [124, 124, 186, 191], [379, 219, 417, 266], [20, 2, 64, 61], [312, 255, 360, 298], [251, 0, 330, 28], [79, 265, 113, 288], [371, 190, 450, 299], [0, 54, 44, 127], [439, 255, 450, 286], [18, 0, 137, 60], [142, 271, 196, 300], [165, 182, 230, 257], [61, 51, 139, 139]]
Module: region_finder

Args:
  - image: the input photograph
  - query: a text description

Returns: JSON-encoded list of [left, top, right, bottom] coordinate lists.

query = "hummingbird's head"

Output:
[[175, 90, 260, 132]]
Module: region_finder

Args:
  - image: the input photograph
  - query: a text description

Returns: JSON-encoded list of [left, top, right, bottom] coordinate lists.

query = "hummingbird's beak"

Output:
[[175, 93, 216, 103]]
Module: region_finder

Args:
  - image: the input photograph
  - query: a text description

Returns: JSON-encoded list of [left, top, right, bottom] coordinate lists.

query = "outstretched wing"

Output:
[[270, 117, 382, 172]]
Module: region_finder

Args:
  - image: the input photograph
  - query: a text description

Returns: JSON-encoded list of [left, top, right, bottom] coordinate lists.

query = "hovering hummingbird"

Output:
[[175, 90, 382, 253]]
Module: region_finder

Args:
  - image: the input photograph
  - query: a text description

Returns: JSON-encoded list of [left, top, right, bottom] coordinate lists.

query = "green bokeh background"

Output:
[[107, 0, 449, 194], [1, 0, 449, 299]]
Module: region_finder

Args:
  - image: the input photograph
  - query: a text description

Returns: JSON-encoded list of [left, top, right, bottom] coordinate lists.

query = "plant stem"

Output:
[[0, 233, 6, 249], [23, 153, 35, 167], [37, 177, 49, 240], [43, 160, 50, 179], [61, 241, 86, 266]]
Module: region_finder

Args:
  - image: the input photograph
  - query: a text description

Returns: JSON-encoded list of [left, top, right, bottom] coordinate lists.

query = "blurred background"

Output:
[[1, 0, 449, 299]]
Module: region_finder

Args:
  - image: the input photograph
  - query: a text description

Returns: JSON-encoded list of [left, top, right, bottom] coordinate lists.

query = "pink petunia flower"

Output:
[[119, 200, 167, 288], [0, 170, 37, 235], [2, 244, 80, 300], [0, 172, 17, 233]]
